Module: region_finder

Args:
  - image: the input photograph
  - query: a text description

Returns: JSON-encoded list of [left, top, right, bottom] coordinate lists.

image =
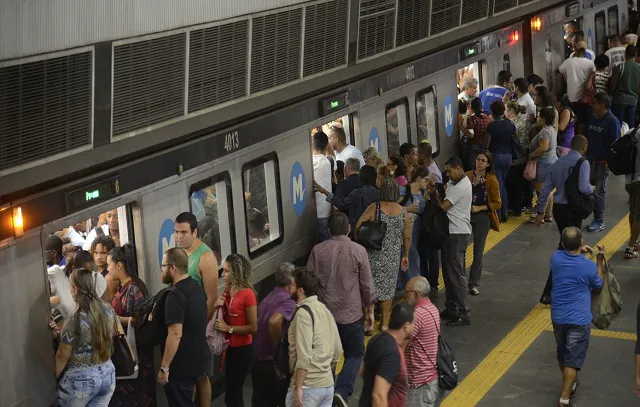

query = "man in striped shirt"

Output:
[[405, 277, 440, 406]]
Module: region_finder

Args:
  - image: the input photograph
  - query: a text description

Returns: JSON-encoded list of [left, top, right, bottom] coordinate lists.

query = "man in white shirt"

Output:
[[514, 77, 536, 122], [328, 124, 365, 167], [312, 132, 333, 242], [605, 35, 627, 69], [438, 157, 472, 326], [559, 42, 595, 129]]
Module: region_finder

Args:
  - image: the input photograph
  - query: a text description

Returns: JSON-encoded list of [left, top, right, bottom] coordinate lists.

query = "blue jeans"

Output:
[[553, 323, 591, 369], [493, 153, 512, 219], [58, 362, 116, 407], [286, 386, 334, 407], [335, 319, 365, 400], [591, 161, 609, 223], [317, 218, 330, 242], [612, 103, 636, 128]]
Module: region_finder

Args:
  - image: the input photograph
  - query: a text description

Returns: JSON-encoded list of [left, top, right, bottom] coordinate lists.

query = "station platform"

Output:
[[213, 175, 639, 407]]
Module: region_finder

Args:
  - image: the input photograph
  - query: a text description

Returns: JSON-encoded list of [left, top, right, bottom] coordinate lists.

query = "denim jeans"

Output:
[[591, 161, 609, 223], [493, 153, 512, 219], [317, 218, 331, 242], [407, 379, 439, 407], [285, 386, 334, 407], [335, 319, 365, 400], [164, 376, 197, 407], [58, 362, 116, 407], [612, 103, 636, 128]]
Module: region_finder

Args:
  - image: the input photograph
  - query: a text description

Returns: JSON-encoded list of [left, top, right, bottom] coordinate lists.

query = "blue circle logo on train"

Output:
[[444, 95, 454, 137], [369, 127, 380, 152], [290, 161, 306, 216], [587, 28, 593, 50], [158, 218, 176, 266]]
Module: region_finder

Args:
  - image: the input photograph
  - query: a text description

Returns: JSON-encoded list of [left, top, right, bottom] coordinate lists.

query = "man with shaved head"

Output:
[[404, 277, 440, 406], [550, 227, 604, 407]]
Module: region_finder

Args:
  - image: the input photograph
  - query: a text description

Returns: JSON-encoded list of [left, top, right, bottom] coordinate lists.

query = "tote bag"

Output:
[[356, 202, 387, 250], [523, 158, 538, 181], [116, 319, 139, 380], [112, 315, 136, 377]]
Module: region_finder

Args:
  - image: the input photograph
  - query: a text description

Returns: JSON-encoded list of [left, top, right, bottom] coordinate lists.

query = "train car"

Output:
[[0, 0, 627, 405]]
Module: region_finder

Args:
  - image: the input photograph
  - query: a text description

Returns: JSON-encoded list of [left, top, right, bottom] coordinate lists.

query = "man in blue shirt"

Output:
[[478, 70, 513, 113], [536, 135, 593, 303], [550, 227, 603, 407]]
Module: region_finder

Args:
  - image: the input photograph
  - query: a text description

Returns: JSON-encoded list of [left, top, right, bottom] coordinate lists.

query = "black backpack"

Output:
[[420, 309, 458, 390], [565, 157, 594, 220], [135, 286, 186, 348], [607, 126, 638, 175], [421, 192, 449, 249], [273, 305, 314, 386]]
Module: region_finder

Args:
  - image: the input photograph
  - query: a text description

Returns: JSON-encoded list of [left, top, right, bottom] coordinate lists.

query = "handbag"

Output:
[[579, 72, 596, 105], [116, 319, 139, 380], [523, 158, 538, 181], [510, 136, 525, 160], [111, 314, 136, 377], [356, 202, 387, 250], [206, 307, 229, 356]]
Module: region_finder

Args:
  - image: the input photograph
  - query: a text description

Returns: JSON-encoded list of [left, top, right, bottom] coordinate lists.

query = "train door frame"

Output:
[[607, 5, 619, 37], [385, 98, 411, 158], [456, 60, 486, 92]]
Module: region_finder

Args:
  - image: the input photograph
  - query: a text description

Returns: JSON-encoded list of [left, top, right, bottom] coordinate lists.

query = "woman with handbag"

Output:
[[355, 177, 411, 331], [528, 108, 558, 224], [107, 244, 156, 406], [465, 150, 501, 296], [55, 268, 118, 406]]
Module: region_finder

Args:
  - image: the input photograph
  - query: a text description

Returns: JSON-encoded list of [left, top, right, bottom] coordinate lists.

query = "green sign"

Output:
[[85, 190, 100, 201]]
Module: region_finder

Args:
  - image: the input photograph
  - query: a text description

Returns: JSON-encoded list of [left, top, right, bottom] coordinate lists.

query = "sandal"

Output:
[[625, 247, 639, 259], [469, 287, 480, 296]]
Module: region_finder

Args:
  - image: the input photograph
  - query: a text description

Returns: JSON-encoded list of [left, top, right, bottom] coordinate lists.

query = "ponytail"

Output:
[[109, 244, 147, 296]]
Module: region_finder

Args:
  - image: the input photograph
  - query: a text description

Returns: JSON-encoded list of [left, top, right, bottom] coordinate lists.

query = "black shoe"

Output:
[[540, 294, 551, 305], [447, 317, 471, 326], [440, 309, 458, 321], [333, 394, 348, 407]]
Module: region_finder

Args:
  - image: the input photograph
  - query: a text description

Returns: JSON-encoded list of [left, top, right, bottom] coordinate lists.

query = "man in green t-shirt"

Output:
[[612, 46, 640, 128]]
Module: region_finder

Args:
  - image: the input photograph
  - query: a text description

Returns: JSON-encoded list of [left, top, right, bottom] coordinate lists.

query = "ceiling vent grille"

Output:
[[303, 0, 349, 77], [250, 9, 303, 94], [461, 0, 489, 25], [494, 0, 518, 13], [189, 21, 248, 113], [0, 52, 92, 171], [112, 33, 186, 137], [518, 0, 535, 5], [396, 0, 431, 47], [430, 0, 461, 36], [358, 0, 396, 59]]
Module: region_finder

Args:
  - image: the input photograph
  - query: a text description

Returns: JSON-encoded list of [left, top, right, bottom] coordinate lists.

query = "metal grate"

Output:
[[0, 52, 92, 171], [518, 0, 535, 4], [430, 0, 461, 36], [494, 0, 518, 13], [396, 0, 431, 47], [303, 0, 348, 77], [461, 0, 489, 25], [189, 21, 248, 113], [112, 33, 186, 136], [358, 0, 396, 59], [250, 9, 303, 94]]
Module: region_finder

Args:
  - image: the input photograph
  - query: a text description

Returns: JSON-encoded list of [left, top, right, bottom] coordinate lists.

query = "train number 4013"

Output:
[[224, 131, 240, 152]]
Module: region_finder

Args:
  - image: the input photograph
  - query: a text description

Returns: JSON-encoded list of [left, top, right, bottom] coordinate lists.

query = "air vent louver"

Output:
[[303, 0, 349, 77]]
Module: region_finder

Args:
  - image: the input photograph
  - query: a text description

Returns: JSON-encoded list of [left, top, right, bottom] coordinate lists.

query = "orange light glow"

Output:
[[508, 31, 520, 44], [12, 207, 24, 237], [531, 17, 542, 32]]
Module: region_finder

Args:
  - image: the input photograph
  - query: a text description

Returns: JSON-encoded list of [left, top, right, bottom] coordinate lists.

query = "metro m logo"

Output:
[[292, 173, 305, 204], [445, 103, 453, 129], [162, 233, 176, 254]]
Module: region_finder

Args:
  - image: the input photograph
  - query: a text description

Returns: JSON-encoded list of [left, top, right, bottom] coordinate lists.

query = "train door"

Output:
[[595, 11, 607, 55], [608, 5, 619, 37], [385, 99, 411, 157], [415, 86, 440, 156]]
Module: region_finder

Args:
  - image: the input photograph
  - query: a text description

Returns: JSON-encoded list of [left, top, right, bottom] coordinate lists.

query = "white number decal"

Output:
[[405, 65, 415, 82], [224, 131, 240, 152]]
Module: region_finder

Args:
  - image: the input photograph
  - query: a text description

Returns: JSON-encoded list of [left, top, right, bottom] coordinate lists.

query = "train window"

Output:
[[502, 54, 511, 73], [595, 12, 607, 55], [242, 154, 283, 256], [189, 173, 235, 268], [415, 87, 439, 156], [545, 34, 554, 92], [457, 63, 482, 94], [608, 6, 619, 38], [386, 100, 410, 157]]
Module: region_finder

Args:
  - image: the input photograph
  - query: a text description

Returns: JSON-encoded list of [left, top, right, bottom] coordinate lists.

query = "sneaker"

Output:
[[333, 394, 348, 407], [440, 309, 458, 321], [587, 221, 605, 232], [625, 247, 639, 259], [447, 317, 471, 326], [469, 286, 480, 296]]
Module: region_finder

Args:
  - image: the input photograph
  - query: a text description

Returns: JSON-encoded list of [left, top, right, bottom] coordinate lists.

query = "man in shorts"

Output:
[[550, 227, 604, 407], [625, 125, 640, 258]]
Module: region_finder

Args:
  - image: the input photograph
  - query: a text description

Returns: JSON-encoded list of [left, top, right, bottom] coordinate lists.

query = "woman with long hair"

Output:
[[215, 253, 258, 407], [56, 268, 117, 406], [529, 108, 558, 223], [505, 101, 533, 216], [399, 166, 430, 283], [363, 147, 385, 168], [556, 95, 576, 157], [466, 151, 502, 296], [461, 97, 493, 171], [107, 244, 155, 407], [486, 101, 515, 222], [388, 155, 409, 194], [356, 177, 411, 331]]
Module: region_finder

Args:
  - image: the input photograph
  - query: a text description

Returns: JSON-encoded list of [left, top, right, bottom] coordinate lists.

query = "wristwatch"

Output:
[[228, 326, 234, 334], [160, 367, 169, 374]]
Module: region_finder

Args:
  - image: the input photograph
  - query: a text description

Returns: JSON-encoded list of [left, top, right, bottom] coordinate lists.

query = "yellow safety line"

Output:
[[543, 325, 637, 341], [442, 214, 630, 407]]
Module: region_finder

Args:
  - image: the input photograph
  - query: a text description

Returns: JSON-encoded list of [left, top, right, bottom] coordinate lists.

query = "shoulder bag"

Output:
[[523, 157, 538, 181], [356, 202, 387, 250], [579, 72, 596, 105], [111, 312, 136, 377], [206, 307, 229, 356]]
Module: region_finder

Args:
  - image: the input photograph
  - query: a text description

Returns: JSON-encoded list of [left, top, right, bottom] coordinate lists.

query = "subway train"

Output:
[[0, 0, 628, 405]]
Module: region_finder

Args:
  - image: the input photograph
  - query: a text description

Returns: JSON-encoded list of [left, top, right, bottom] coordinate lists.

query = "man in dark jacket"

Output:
[[586, 92, 620, 233], [335, 158, 362, 202]]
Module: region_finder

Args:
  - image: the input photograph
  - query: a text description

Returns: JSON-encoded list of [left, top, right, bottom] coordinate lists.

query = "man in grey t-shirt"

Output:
[[438, 157, 472, 326]]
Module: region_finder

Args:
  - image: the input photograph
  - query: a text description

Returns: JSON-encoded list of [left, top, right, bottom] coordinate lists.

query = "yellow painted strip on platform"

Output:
[[441, 214, 631, 407], [543, 325, 638, 341]]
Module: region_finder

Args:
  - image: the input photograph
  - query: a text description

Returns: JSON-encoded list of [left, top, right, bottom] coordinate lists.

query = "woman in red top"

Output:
[[215, 253, 258, 407]]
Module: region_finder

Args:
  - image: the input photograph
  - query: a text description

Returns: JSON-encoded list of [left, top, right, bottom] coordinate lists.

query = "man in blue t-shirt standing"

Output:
[[478, 70, 513, 113], [550, 227, 604, 407]]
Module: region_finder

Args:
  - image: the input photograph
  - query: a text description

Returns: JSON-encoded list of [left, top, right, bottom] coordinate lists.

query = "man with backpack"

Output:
[[286, 267, 342, 407], [535, 135, 593, 304], [158, 248, 208, 407]]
